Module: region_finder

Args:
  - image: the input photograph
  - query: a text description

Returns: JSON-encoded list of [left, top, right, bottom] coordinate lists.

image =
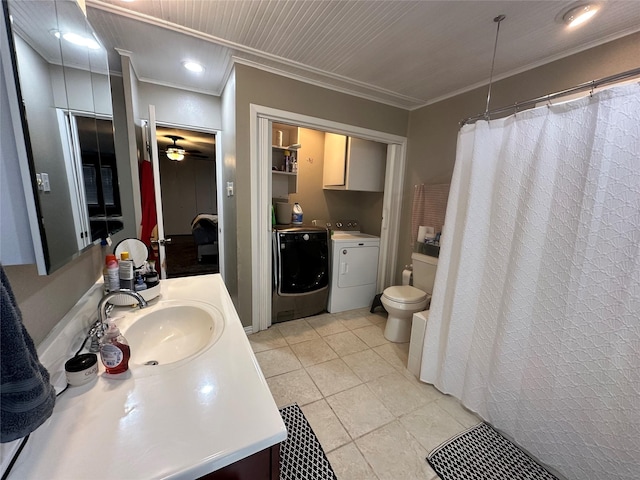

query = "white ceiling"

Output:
[[9, 0, 110, 74], [85, 0, 640, 110]]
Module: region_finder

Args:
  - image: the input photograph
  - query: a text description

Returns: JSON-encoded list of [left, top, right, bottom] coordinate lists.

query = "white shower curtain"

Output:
[[420, 83, 640, 480]]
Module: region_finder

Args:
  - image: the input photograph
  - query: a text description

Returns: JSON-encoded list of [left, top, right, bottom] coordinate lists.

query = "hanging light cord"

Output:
[[485, 14, 506, 119]]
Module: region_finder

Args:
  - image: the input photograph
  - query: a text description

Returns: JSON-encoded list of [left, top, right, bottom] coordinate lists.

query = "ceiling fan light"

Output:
[[166, 147, 185, 161], [563, 3, 600, 27]]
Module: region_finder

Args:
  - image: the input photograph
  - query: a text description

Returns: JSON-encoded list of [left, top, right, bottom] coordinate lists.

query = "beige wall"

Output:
[[4, 246, 103, 345], [399, 32, 640, 281], [288, 128, 384, 235], [110, 74, 138, 243], [220, 69, 238, 302], [287, 128, 327, 222], [138, 82, 222, 131], [234, 64, 409, 326]]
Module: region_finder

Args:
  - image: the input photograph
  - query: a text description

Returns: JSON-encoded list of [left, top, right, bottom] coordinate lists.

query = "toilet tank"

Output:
[[411, 252, 438, 294]]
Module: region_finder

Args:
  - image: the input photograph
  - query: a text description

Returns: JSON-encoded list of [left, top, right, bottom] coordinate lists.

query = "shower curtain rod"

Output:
[[461, 66, 640, 126]]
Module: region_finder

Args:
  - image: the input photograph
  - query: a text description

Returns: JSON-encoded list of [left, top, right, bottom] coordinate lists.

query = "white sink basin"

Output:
[[121, 300, 224, 369]]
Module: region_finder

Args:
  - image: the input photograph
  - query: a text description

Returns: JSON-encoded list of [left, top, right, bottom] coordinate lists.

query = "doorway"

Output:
[[250, 105, 408, 333], [155, 125, 219, 278]]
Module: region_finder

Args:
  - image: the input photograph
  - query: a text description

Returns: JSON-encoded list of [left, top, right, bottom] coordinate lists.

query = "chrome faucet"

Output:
[[98, 289, 148, 323], [87, 289, 148, 352]]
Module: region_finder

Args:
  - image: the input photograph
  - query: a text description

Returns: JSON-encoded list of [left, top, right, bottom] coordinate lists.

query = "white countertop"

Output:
[[5, 274, 286, 479]]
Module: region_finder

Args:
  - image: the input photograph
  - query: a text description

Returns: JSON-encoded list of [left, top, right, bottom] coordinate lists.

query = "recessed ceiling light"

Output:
[[182, 61, 205, 73], [62, 32, 101, 50], [563, 3, 600, 28]]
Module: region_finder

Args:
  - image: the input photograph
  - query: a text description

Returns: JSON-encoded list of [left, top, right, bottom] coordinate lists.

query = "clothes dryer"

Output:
[[328, 232, 380, 313]]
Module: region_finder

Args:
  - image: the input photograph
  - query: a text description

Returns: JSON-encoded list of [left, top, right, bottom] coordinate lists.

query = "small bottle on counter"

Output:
[[99, 318, 130, 375], [105, 254, 120, 292], [103, 257, 110, 291], [119, 252, 134, 290], [284, 150, 291, 172], [134, 273, 147, 291], [144, 260, 159, 288]]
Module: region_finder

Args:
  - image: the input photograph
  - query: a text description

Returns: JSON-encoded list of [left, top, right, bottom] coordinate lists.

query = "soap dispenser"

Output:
[[99, 318, 131, 374]]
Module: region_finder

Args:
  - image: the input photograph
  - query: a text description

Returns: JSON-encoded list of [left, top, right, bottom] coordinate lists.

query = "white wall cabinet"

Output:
[[323, 133, 386, 192]]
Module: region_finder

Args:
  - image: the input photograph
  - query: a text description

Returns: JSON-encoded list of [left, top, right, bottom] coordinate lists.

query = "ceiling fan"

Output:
[[161, 135, 208, 161]]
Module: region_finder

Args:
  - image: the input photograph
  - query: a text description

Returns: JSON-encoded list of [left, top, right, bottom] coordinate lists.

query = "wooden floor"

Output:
[[165, 234, 219, 278]]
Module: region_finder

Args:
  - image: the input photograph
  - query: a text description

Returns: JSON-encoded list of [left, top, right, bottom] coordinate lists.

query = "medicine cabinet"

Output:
[[2, 0, 123, 273]]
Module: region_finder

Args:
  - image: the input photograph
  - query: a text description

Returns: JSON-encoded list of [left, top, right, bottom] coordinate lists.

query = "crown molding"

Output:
[[87, 0, 421, 109], [231, 56, 415, 110], [415, 25, 640, 110]]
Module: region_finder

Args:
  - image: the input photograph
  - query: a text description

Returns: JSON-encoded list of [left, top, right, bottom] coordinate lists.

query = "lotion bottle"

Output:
[[119, 252, 134, 290], [99, 318, 131, 374]]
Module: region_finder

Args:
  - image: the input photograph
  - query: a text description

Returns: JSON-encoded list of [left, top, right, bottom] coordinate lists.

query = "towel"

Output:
[[411, 184, 450, 246], [1, 265, 56, 443], [139, 159, 157, 262]]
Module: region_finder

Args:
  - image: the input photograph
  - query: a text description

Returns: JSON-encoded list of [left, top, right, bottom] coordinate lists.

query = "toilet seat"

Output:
[[383, 286, 427, 304]]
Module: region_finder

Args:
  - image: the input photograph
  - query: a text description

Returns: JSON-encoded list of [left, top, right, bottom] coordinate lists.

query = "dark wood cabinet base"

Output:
[[198, 443, 280, 480]]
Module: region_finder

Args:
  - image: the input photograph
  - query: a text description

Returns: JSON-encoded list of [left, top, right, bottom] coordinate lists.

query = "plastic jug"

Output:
[[292, 203, 303, 225]]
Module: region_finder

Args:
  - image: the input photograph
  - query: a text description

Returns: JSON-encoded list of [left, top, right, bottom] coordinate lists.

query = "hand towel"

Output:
[[139, 159, 157, 262], [411, 184, 451, 246], [1, 265, 55, 443]]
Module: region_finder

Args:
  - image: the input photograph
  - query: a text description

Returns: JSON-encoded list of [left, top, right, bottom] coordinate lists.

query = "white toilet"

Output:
[[381, 252, 438, 342]]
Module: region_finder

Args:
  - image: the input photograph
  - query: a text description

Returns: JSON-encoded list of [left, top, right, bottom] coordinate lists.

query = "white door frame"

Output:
[[57, 109, 91, 251], [148, 105, 168, 278], [250, 104, 407, 333], [149, 119, 226, 281]]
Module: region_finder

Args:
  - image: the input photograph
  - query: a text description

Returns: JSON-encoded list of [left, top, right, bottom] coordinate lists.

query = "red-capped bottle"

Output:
[[105, 254, 120, 292]]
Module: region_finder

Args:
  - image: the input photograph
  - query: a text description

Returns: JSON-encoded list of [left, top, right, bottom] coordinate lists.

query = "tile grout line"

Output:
[[252, 312, 462, 480]]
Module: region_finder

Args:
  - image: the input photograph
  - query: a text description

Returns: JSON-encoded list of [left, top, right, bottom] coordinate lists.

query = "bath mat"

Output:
[[279, 404, 337, 480], [427, 422, 559, 480]]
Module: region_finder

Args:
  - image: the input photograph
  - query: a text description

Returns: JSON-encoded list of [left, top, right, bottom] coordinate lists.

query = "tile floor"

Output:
[[248, 308, 481, 480]]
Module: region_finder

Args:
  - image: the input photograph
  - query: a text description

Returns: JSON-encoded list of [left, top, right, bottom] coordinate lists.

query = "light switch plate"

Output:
[[226, 181, 234, 197], [41, 173, 50, 192]]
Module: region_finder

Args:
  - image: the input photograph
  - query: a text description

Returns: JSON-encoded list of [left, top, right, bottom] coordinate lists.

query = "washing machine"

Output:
[[327, 231, 380, 313], [272, 226, 330, 323]]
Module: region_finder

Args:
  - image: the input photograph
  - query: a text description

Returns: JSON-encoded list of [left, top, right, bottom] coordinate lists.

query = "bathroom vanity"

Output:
[[4, 275, 286, 479]]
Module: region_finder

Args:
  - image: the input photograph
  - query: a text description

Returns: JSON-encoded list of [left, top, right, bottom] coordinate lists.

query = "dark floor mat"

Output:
[[427, 422, 559, 480], [279, 404, 337, 480]]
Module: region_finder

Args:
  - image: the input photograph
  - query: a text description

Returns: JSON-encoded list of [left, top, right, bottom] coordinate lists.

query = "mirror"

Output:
[[5, 0, 123, 273]]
